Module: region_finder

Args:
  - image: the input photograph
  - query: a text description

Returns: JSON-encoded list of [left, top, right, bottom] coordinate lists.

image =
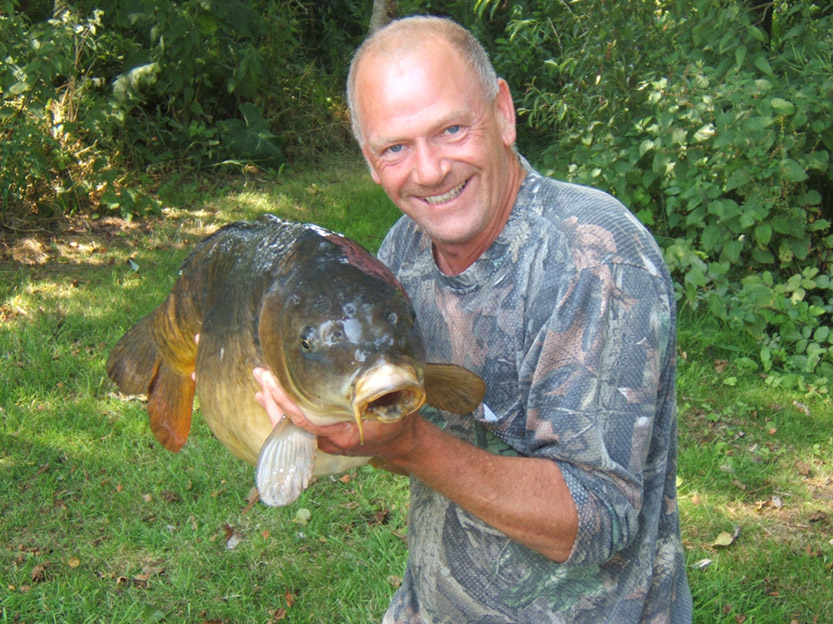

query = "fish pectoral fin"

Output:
[[147, 359, 195, 453], [424, 363, 486, 414], [255, 420, 317, 507]]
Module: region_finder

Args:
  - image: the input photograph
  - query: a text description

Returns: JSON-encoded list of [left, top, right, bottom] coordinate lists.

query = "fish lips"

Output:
[[351, 360, 426, 441]]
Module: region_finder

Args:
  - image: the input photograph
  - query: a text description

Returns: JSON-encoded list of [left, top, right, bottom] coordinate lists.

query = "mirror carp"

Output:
[[106, 215, 485, 506]]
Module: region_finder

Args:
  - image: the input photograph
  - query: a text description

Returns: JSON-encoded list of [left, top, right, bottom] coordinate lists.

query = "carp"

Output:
[[106, 215, 485, 506]]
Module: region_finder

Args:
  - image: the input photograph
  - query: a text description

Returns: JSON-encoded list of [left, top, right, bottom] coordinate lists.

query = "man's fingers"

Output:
[[191, 334, 200, 382]]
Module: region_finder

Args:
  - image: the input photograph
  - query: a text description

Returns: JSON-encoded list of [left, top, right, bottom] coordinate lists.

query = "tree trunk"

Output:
[[369, 0, 396, 33]]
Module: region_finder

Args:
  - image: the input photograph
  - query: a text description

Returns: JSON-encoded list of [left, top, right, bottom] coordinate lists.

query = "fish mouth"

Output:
[[352, 362, 426, 442]]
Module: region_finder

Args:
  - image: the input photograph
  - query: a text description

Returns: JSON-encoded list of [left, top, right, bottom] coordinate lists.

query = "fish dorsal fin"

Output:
[[255, 419, 317, 507], [424, 363, 486, 414], [147, 359, 196, 452]]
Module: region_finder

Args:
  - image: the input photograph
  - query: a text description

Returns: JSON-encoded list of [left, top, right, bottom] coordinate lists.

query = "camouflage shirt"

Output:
[[376, 164, 692, 623]]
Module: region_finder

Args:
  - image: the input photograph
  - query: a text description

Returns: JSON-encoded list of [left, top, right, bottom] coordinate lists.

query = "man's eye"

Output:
[[445, 125, 461, 135], [385, 144, 403, 155]]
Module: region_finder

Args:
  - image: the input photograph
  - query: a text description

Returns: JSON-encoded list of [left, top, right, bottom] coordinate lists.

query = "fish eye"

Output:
[[386, 311, 398, 325], [299, 326, 318, 352]]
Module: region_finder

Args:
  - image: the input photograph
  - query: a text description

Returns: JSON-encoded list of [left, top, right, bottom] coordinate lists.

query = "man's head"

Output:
[[347, 17, 499, 146], [347, 16, 525, 273]]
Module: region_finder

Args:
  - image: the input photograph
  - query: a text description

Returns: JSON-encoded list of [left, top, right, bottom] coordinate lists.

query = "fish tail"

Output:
[[107, 312, 196, 453], [106, 315, 161, 395]]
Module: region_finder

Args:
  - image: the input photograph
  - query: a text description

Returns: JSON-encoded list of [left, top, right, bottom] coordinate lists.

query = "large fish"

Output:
[[106, 215, 485, 506]]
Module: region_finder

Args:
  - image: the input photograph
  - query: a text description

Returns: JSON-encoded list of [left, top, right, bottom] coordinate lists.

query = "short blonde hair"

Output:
[[346, 16, 500, 145]]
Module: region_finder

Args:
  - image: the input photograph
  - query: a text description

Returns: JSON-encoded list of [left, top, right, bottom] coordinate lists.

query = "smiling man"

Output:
[[254, 15, 692, 623]]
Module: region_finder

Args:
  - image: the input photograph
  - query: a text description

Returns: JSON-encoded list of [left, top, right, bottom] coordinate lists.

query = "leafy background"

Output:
[[3, 0, 832, 383]]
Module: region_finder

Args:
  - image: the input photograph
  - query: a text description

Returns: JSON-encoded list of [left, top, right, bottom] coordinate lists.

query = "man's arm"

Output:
[[253, 367, 578, 562]]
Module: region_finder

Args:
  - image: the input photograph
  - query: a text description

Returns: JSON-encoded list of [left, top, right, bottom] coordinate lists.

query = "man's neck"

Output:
[[433, 157, 526, 276]]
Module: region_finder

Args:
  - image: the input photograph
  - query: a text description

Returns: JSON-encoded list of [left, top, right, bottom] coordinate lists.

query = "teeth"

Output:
[[423, 181, 466, 205]]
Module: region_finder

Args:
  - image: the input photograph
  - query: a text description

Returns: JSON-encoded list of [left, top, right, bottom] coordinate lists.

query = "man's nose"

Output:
[[411, 142, 449, 187]]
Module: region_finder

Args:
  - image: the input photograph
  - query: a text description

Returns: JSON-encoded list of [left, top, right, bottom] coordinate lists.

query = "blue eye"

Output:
[[446, 125, 461, 135], [386, 144, 403, 154]]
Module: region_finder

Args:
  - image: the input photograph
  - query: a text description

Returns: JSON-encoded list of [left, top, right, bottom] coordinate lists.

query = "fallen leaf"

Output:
[[67, 557, 81, 568], [142, 493, 153, 503], [691, 558, 712, 570], [713, 359, 729, 374], [285, 590, 295, 607], [712, 525, 741, 548], [792, 400, 810, 415], [690, 493, 701, 505], [771, 496, 783, 508], [795, 461, 812, 476], [161, 490, 181, 503], [224, 524, 244, 550], [767, 426, 778, 436], [31, 563, 50, 582], [387, 575, 403, 588], [805, 544, 822, 557], [372, 509, 390, 527], [293, 508, 311, 527], [808, 511, 828, 523]]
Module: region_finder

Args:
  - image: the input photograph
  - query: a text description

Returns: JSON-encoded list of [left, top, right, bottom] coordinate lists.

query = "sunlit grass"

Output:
[[2, 158, 831, 623]]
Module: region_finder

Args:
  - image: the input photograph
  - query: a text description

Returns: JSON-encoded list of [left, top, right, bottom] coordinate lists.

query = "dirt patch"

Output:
[[0, 211, 215, 275]]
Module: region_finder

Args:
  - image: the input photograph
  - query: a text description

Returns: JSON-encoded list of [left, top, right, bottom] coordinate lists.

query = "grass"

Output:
[[2, 158, 832, 623]]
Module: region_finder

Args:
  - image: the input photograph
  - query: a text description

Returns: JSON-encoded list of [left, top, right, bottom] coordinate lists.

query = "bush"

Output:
[[474, 0, 833, 383], [0, 4, 155, 218], [0, 0, 367, 219]]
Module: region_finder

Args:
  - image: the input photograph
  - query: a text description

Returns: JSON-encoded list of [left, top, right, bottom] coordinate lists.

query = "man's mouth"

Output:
[[422, 179, 468, 205]]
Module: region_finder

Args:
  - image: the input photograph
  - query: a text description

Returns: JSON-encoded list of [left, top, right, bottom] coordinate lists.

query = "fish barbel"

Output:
[[106, 215, 485, 506]]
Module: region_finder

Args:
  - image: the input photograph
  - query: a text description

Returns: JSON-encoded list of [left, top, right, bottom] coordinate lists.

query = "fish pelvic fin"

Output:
[[424, 363, 486, 414], [255, 419, 316, 507], [106, 315, 161, 396], [147, 359, 195, 452]]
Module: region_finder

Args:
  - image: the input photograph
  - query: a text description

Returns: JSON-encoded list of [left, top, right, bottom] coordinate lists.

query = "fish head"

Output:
[[259, 233, 427, 435]]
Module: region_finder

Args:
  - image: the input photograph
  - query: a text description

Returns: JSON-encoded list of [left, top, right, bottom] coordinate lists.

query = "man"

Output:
[[254, 15, 692, 623]]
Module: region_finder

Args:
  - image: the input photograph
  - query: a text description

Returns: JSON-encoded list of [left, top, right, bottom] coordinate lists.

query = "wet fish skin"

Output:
[[107, 215, 485, 506]]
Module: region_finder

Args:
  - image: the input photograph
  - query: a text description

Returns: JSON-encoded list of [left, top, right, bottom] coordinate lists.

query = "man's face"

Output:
[[354, 40, 518, 252]]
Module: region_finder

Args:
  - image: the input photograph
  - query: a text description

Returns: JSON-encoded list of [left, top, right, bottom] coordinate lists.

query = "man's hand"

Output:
[[251, 366, 576, 560], [252, 367, 419, 461]]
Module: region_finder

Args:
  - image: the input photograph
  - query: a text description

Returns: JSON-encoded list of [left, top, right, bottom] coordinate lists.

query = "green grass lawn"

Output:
[[2, 160, 831, 623]]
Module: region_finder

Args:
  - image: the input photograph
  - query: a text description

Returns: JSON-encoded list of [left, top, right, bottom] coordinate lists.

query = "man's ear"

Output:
[[494, 78, 517, 147]]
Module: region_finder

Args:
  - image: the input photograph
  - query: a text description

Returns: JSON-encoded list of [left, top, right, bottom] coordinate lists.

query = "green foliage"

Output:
[[0, 4, 155, 218], [1, 0, 368, 219], [475, 0, 833, 383]]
